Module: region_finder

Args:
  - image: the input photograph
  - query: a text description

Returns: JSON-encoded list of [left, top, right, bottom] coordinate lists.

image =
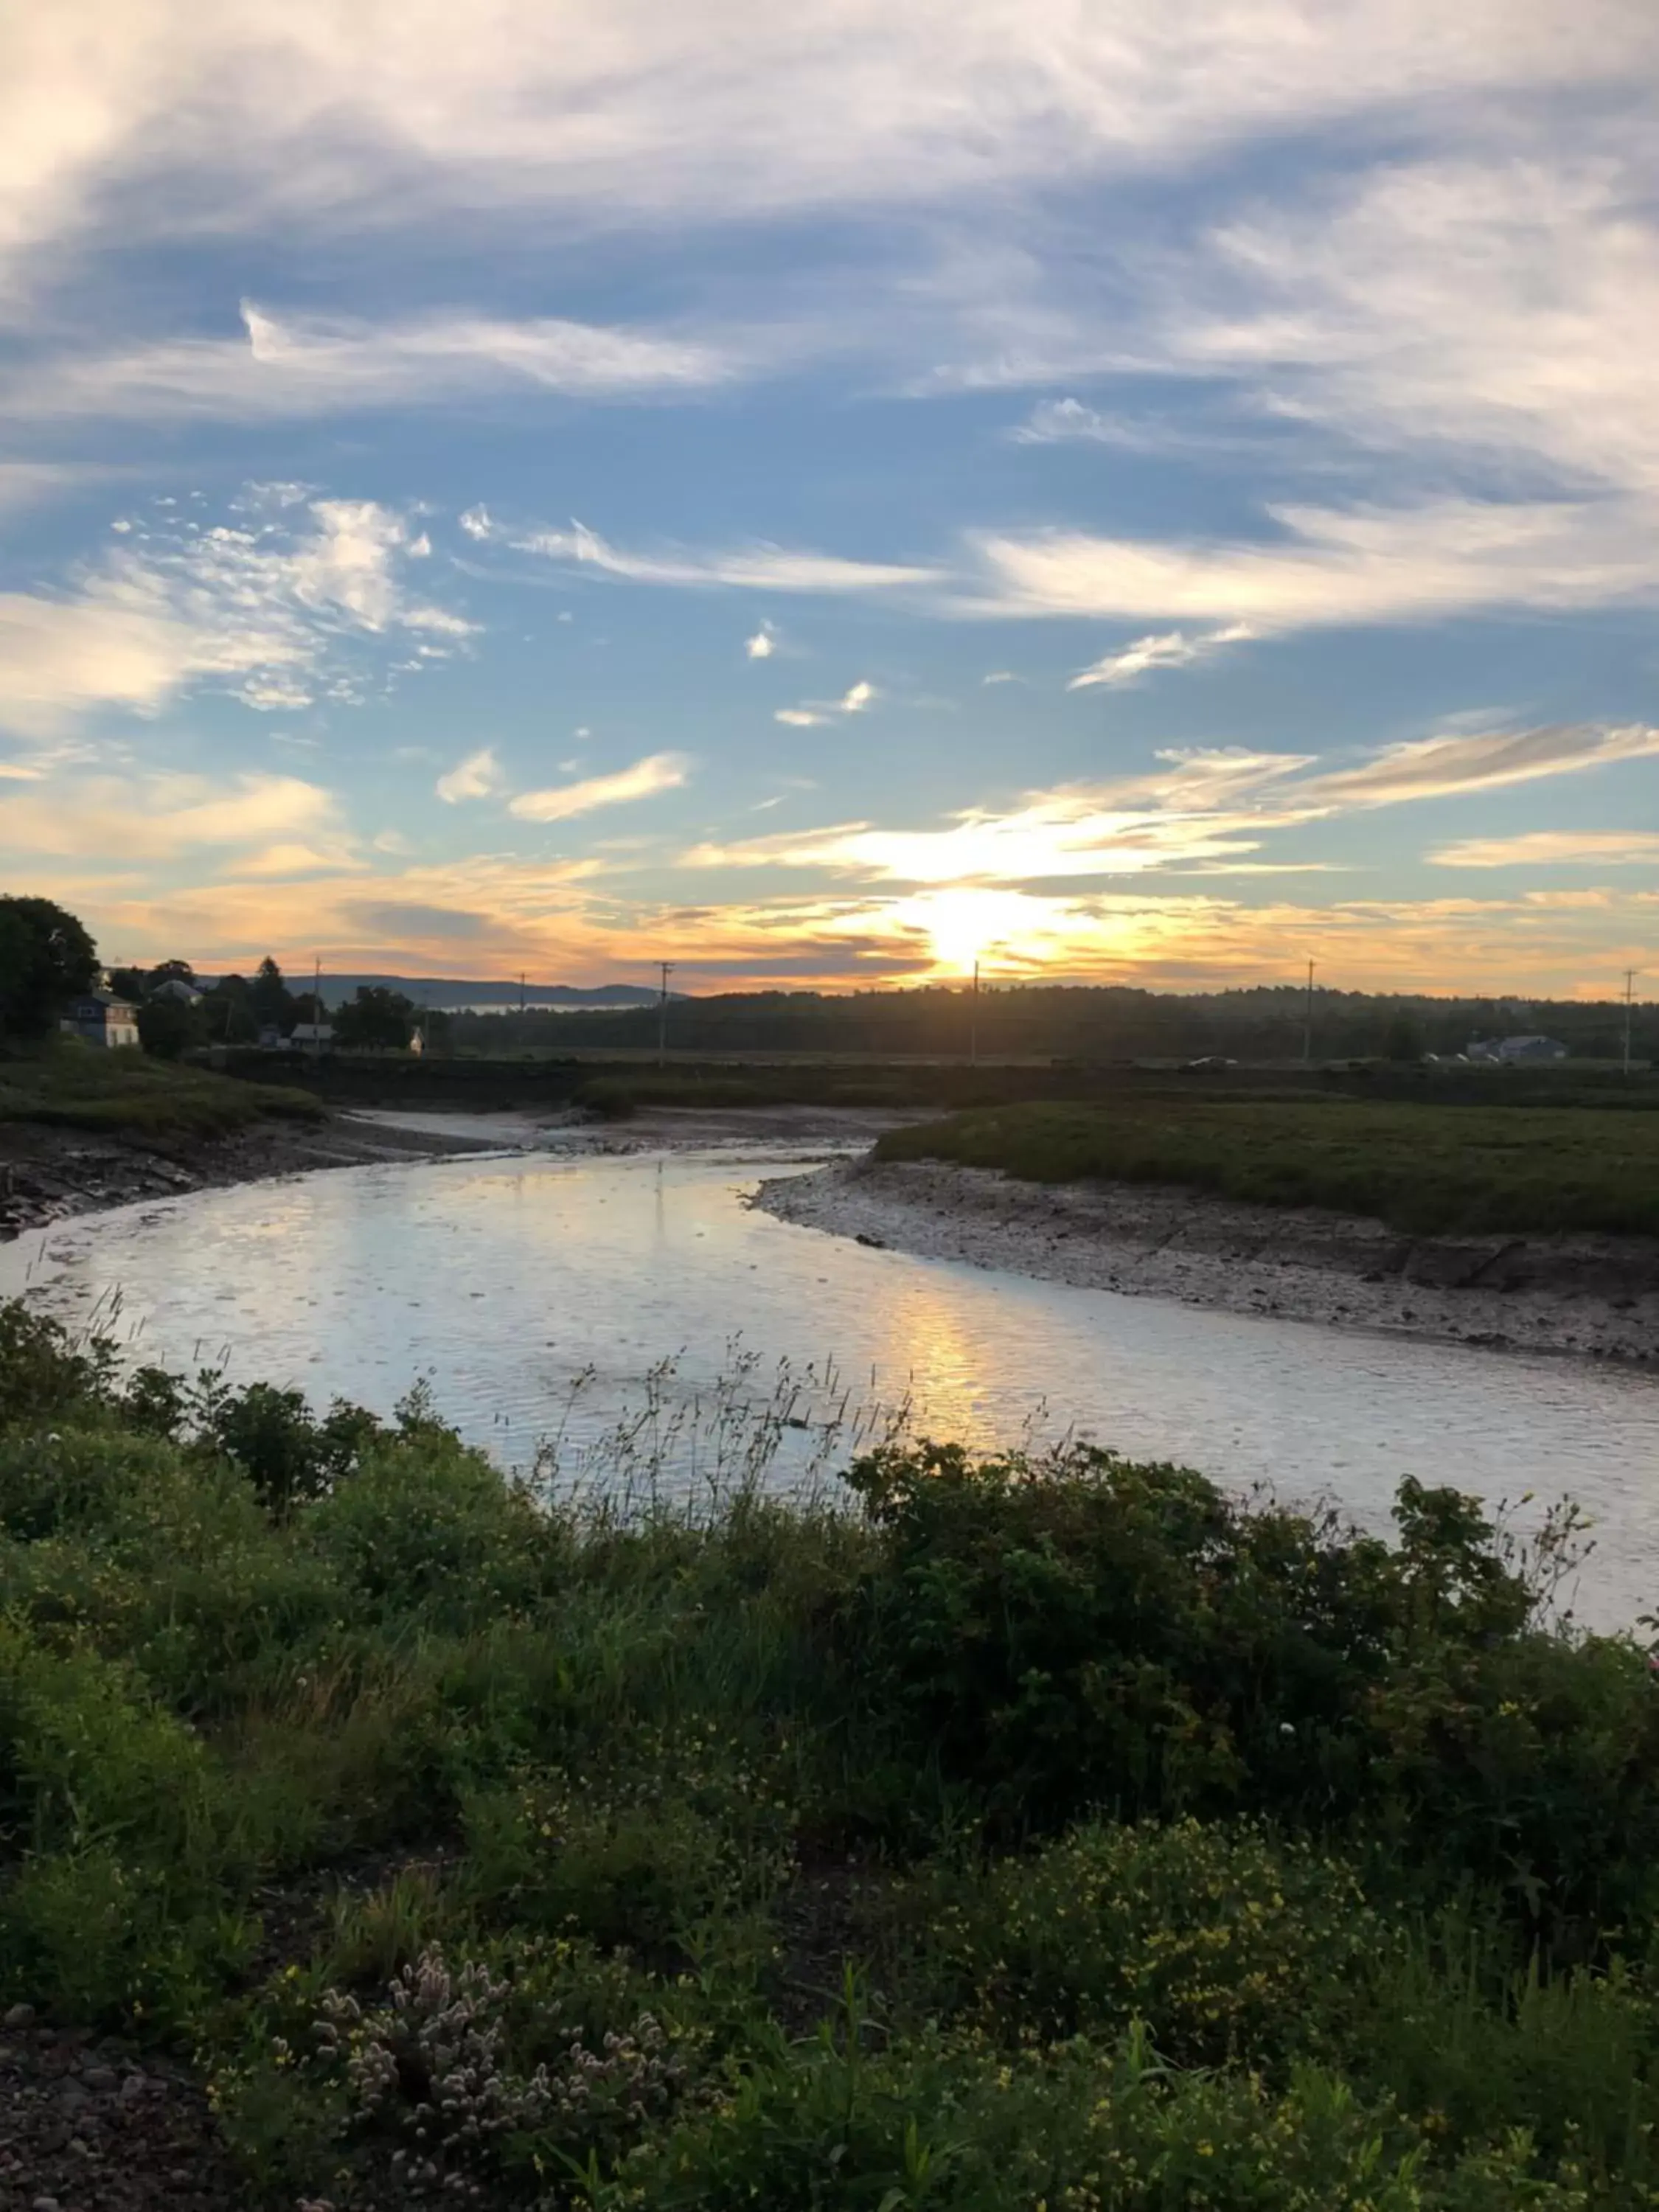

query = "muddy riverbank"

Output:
[[0, 1114, 504, 1242], [756, 1155, 1659, 1364]]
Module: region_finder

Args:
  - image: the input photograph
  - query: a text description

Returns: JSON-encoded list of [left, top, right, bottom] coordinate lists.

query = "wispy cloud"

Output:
[[774, 677, 876, 727], [0, 768, 342, 863], [476, 515, 940, 597], [1303, 723, 1659, 810], [435, 746, 504, 804], [1069, 624, 1253, 689], [973, 497, 1659, 629], [1430, 829, 1659, 869], [1, 303, 735, 425], [509, 750, 689, 823]]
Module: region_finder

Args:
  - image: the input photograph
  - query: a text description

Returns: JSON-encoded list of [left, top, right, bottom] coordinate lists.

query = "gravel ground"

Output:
[[756, 1155, 1659, 1365], [0, 2006, 240, 2212]]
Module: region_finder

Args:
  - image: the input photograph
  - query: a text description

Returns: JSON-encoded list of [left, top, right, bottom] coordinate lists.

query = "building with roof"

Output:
[[60, 990, 140, 1050]]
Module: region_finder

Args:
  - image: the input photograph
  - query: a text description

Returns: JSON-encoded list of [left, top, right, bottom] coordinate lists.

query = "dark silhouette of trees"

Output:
[[0, 896, 98, 1042]]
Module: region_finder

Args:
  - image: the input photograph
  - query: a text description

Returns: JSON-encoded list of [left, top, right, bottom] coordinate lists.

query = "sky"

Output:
[[1, 2, 1658, 997]]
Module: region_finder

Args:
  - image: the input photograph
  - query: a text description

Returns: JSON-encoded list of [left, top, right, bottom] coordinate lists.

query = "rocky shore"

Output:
[[0, 1113, 502, 1243], [757, 1155, 1659, 1365]]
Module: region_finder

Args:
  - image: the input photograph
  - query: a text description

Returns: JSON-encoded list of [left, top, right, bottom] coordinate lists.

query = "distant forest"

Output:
[[439, 983, 1651, 1064]]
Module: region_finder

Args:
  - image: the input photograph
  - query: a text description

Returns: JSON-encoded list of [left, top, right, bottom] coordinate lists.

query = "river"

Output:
[[2, 1141, 1655, 1628]]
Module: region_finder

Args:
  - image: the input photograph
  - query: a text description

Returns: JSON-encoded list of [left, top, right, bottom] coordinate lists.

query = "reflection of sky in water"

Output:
[[3, 1147, 1656, 1627]]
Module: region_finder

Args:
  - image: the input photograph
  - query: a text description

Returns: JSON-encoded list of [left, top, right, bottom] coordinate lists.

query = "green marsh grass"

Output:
[[875, 1093, 1659, 1237]]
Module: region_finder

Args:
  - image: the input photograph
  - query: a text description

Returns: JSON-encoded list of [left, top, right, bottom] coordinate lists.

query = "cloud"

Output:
[[775, 677, 877, 726], [972, 496, 1659, 629], [1069, 624, 1253, 689], [0, 769, 341, 863], [745, 622, 776, 659], [9, 1, 1655, 310], [685, 721, 1659, 891], [1303, 723, 1659, 810], [435, 745, 504, 803], [981, 670, 1020, 686], [0, 486, 472, 736], [1, 303, 735, 425], [509, 750, 689, 823], [491, 517, 940, 596], [1430, 829, 1659, 869]]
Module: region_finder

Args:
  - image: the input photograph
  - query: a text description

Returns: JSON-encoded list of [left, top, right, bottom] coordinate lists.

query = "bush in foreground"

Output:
[[4, 1298, 1659, 2206]]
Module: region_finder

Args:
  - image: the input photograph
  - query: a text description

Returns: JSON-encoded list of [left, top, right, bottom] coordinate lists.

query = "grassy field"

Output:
[[874, 1095, 1659, 1239], [5, 1301, 1659, 2205], [0, 1041, 324, 1138]]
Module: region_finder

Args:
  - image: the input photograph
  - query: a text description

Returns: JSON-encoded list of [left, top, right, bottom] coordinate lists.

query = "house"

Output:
[[150, 976, 202, 1006], [60, 990, 141, 1050], [257, 1023, 285, 1051], [1467, 1034, 1568, 1065], [288, 1022, 335, 1054], [408, 1027, 425, 1056]]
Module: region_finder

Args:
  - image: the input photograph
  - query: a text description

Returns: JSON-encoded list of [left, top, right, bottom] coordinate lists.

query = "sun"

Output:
[[905, 888, 1036, 978]]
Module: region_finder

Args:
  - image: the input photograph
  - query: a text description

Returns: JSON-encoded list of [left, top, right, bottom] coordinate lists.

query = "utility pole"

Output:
[[1625, 968, 1638, 1079], [518, 971, 526, 1016], [1301, 957, 1315, 1066], [313, 953, 322, 1062], [657, 961, 675, 1068], [969, 959, 981, 1067]]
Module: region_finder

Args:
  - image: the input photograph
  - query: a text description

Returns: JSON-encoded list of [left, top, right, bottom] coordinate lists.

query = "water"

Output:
[[2, 1144, 1655, 1627]]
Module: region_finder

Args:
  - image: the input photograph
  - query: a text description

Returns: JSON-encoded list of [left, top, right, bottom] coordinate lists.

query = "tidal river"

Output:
[[3, 1141, 1655, 1629]]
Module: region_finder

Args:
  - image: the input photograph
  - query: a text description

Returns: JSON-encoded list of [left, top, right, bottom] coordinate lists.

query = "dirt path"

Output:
[[756, 1156, 1659, 1366]]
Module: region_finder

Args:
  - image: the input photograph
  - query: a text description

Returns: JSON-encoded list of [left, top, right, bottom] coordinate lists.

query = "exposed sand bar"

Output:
[[755, 1155, 1659, 1366]]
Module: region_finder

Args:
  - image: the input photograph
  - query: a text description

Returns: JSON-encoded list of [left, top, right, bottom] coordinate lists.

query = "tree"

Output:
[[107, 965, 147, 1004], [204, 974, 252, 1044], [251, 956, 296, 1032], [136, 995, 206, 1060], [1382, 1009, 1426, 1062], [333, 985, 416, 1051], [0, 896, 99, 1042], [145, 958, 198, 993]]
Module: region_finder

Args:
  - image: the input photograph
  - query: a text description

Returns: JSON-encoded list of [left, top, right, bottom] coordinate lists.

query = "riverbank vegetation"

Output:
[[0, 1040, 325, 1139], [875, 1096, 1659, 1239], [6, 1300, 1659, 2206]]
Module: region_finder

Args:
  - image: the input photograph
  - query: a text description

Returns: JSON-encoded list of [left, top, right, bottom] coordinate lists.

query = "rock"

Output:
[[118, 2072, 147, 2104], [81, 2064, 118, 2091], [32, 2197, 61, 2212], [56, 2080, 90, 2112], [4, 2001, 35, 2028]]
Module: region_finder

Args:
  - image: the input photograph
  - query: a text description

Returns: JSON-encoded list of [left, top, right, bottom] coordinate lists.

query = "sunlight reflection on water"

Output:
[[3, 1147, 1655, 1627]]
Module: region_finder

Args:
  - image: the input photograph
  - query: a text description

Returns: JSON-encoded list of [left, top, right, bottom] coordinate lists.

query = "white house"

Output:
[[60, 990, 140, 1049], [288, 1022, 334, 1054]]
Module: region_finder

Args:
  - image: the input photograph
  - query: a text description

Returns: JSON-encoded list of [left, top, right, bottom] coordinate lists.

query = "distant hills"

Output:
[[306, 976, 669, 1012]]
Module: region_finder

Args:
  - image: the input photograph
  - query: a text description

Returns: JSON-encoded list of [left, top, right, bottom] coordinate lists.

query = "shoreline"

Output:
[[0, 1113, 505, 1242], [755, 1155, 1659, 1366], [0, 1102, 921, 1245]]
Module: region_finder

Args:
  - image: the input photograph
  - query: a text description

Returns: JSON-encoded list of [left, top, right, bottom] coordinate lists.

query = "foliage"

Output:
[[874, 1096, 1659, 1237], [334, 985, 418, 1052], [0, 1039, 324, 1134], [136, 992, 209, 1059], [7, 1302, 1659, 2205], [0, 894, 99, 1041]]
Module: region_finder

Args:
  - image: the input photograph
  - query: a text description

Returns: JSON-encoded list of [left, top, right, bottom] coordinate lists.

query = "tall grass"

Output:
[[5, 1296, 1659, 2206], [0, 1037, 324, 1136], [875, 1095, 1659, 1237]]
